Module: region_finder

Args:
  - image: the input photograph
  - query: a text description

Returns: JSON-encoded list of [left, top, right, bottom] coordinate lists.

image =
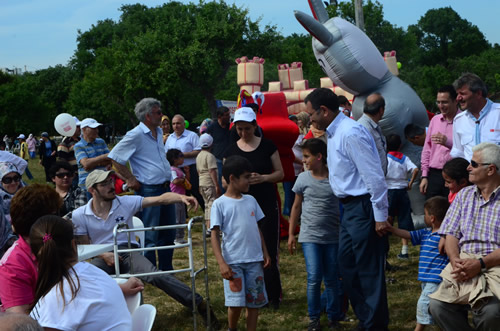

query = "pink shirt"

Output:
[[170, 166, 186, 195], [0, 236, 37, 310], [421, 113, 457, 177]]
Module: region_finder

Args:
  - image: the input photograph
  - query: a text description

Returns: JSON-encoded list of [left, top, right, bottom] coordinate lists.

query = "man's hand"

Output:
[[451, 258, 481, 282], [288, 236, 297, 255], [180, 195, 199, 211], [100, 252, 121, 267], [219, 262, 235, 280], [419, 178, 428, 195], [127, 177, 141, 191], [431, 132, 447, 146], [375, 221, 390, 237], [119, 277, 144, 296]]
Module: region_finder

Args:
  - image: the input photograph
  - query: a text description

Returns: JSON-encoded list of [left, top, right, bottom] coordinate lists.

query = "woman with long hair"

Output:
[[29, 215, 131, 330]]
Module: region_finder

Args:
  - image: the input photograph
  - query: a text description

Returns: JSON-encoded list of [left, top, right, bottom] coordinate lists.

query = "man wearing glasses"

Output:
[[430, 142, 500, 329], [450, 73, 500, 161], [108, 98, 177, 271], [420, 85, 460, 200], [49, 161, 87, 218]]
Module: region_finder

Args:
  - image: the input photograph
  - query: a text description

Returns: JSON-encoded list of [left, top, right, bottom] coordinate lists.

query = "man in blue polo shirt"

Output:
[[74, 118, 110, 191], [109, 98, 176, 271]]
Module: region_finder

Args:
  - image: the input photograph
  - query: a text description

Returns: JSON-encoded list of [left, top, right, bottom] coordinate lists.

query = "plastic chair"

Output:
[[132, 304, 157, 331], [132, 216, 145, 249], [114, 278, 141, 314]]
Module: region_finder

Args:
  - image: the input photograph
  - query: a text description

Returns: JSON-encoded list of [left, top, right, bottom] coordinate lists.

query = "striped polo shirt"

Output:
[[411, 228, 449, 283]]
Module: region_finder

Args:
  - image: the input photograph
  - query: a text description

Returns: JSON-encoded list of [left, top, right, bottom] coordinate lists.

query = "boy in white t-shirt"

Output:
[[386, 134, 419, 260], [210, 155, 270, 331]]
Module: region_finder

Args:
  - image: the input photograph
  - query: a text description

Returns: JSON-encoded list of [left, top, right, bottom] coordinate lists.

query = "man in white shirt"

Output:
[[165, 114, 204, 209], [450, 73, 500, 161], [73, 169, 219, 329], [109, 98, 176, 271], [304, 88, 390, 331]]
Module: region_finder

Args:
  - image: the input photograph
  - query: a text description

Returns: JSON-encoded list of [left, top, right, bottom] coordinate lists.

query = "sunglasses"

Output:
[[2, 175, 21, 184], [470, 160, 491, 168], [55, 172, 73, 179]]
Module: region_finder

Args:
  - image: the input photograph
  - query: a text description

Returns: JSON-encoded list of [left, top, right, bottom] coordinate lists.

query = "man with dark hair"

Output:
[[358, 93, 388, 175], [73, 169, 219, 329], [338, 95, 352, 117], [207, 106, 231, 189], [109, 98, 176, 271], [405, 124, 426, 147], [450, 73, 500, 160], [304, 88, 390, 331], [39, 133, 57, 183], [420, 85, 460, 200]]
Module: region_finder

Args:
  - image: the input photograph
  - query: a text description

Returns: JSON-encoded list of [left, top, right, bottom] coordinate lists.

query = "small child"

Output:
[[388, 196, 450, 331], [167, 148, 187, 244], [385, 134, 419, 260], [210, 155, 270, 331], [442, 157, 471, 203], [287, 138, 342, 331], [196, 134, 222, 238]]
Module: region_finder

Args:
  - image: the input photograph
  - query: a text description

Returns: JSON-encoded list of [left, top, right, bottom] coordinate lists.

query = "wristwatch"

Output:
[[478, 257, 487, 272]]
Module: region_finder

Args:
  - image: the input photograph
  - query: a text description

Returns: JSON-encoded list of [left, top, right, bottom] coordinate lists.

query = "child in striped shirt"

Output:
[[388, 196, 450, 331]]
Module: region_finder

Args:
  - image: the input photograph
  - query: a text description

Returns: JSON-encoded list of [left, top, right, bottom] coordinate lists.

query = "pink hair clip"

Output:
[[42, 233, 52, 243]]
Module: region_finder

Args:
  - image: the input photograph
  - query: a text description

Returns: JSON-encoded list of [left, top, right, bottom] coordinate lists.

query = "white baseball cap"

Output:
[[233, 107, 256, 123], [17, 134, 25, 139], [80, 118, 102, 129], [199, 133, 214, 148]]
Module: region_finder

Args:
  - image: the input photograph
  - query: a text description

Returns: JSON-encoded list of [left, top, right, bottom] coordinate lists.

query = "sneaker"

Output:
[[174, 239, 187, 245], [197, 301, 221, 330], [308, 319, 321, 331], [397, 253, 409, 260], [205, 230, 211, 238]]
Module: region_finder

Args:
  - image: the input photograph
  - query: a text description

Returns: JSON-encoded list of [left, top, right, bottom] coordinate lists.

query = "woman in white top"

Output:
[[29, 215, 131, 331]]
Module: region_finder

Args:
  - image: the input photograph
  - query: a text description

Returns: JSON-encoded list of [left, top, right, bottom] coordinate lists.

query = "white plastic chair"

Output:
[[114, 278, 141, 314], [132, 304, 157, 331], [132, 216, 145, 249]]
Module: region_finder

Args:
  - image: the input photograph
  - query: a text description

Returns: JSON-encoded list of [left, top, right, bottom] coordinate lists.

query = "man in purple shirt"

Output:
[[429, 142, 500, 330], [420, 85, 460, 199]]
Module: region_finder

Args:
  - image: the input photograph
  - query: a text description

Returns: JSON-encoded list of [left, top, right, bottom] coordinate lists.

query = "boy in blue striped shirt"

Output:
[[388, 196, 450, 331]]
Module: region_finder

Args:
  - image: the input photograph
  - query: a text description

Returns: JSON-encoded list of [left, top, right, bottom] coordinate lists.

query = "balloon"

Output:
[[54, 113, 76, 137], [397, 62, 402, 69], [184, 120, 189, 129]]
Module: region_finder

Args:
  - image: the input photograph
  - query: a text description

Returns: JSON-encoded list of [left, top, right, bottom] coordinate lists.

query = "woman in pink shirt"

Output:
[[0, 184, 61, 313]]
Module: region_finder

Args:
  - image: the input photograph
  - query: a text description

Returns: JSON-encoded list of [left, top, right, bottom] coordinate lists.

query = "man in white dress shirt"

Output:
[[450, 73, 500, 161], [304, 88, 390, 331], [165, 114, 204, 209]]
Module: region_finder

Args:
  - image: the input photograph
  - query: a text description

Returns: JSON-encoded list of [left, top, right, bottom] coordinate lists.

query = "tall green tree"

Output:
[[407, 7, 490, 67]]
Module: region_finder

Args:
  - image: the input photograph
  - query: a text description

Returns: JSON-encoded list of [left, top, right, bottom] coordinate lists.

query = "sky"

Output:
[[1, 0, 499, 71]]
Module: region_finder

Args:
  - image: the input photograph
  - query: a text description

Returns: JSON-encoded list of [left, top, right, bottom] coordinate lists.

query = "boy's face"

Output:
[[230, 171, 251, 193]]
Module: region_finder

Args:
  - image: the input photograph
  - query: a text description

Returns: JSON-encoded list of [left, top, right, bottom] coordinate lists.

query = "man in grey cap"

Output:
[[74, 118, 111, 192], [72, 169, 219, 329]]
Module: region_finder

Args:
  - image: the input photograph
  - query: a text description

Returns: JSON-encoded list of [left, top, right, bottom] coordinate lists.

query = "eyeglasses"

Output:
[[2, 175, 21, 184], [470, 160, 491, 168], [97, 178, 115, 187], [435, 101, 450, 105], [55, 172, 73, 179]]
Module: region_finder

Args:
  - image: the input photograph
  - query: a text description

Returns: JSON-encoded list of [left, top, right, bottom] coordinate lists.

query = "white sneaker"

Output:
[[174, 239, 187, 245]]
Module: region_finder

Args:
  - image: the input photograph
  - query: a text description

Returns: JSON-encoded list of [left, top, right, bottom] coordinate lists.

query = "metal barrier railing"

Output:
[[112, 216, 211, 330]]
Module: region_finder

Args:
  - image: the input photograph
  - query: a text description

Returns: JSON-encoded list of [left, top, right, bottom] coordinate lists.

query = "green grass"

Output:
[[24, 159, 430, 330]]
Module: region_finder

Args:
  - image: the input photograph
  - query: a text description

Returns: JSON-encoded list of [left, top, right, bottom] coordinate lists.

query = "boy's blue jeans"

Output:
[[302, 242, 343, 321]]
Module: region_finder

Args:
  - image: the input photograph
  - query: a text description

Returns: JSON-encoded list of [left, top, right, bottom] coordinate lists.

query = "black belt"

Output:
[[339, 193, 370, 204]]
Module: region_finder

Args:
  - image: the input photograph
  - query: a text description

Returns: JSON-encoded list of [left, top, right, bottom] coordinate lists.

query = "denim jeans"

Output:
[[302, 242, 343, 321], [137, 183, 176, 271]]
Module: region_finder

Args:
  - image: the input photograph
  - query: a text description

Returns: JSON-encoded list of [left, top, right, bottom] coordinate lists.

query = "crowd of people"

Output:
[[0, 72, 498, 330]]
